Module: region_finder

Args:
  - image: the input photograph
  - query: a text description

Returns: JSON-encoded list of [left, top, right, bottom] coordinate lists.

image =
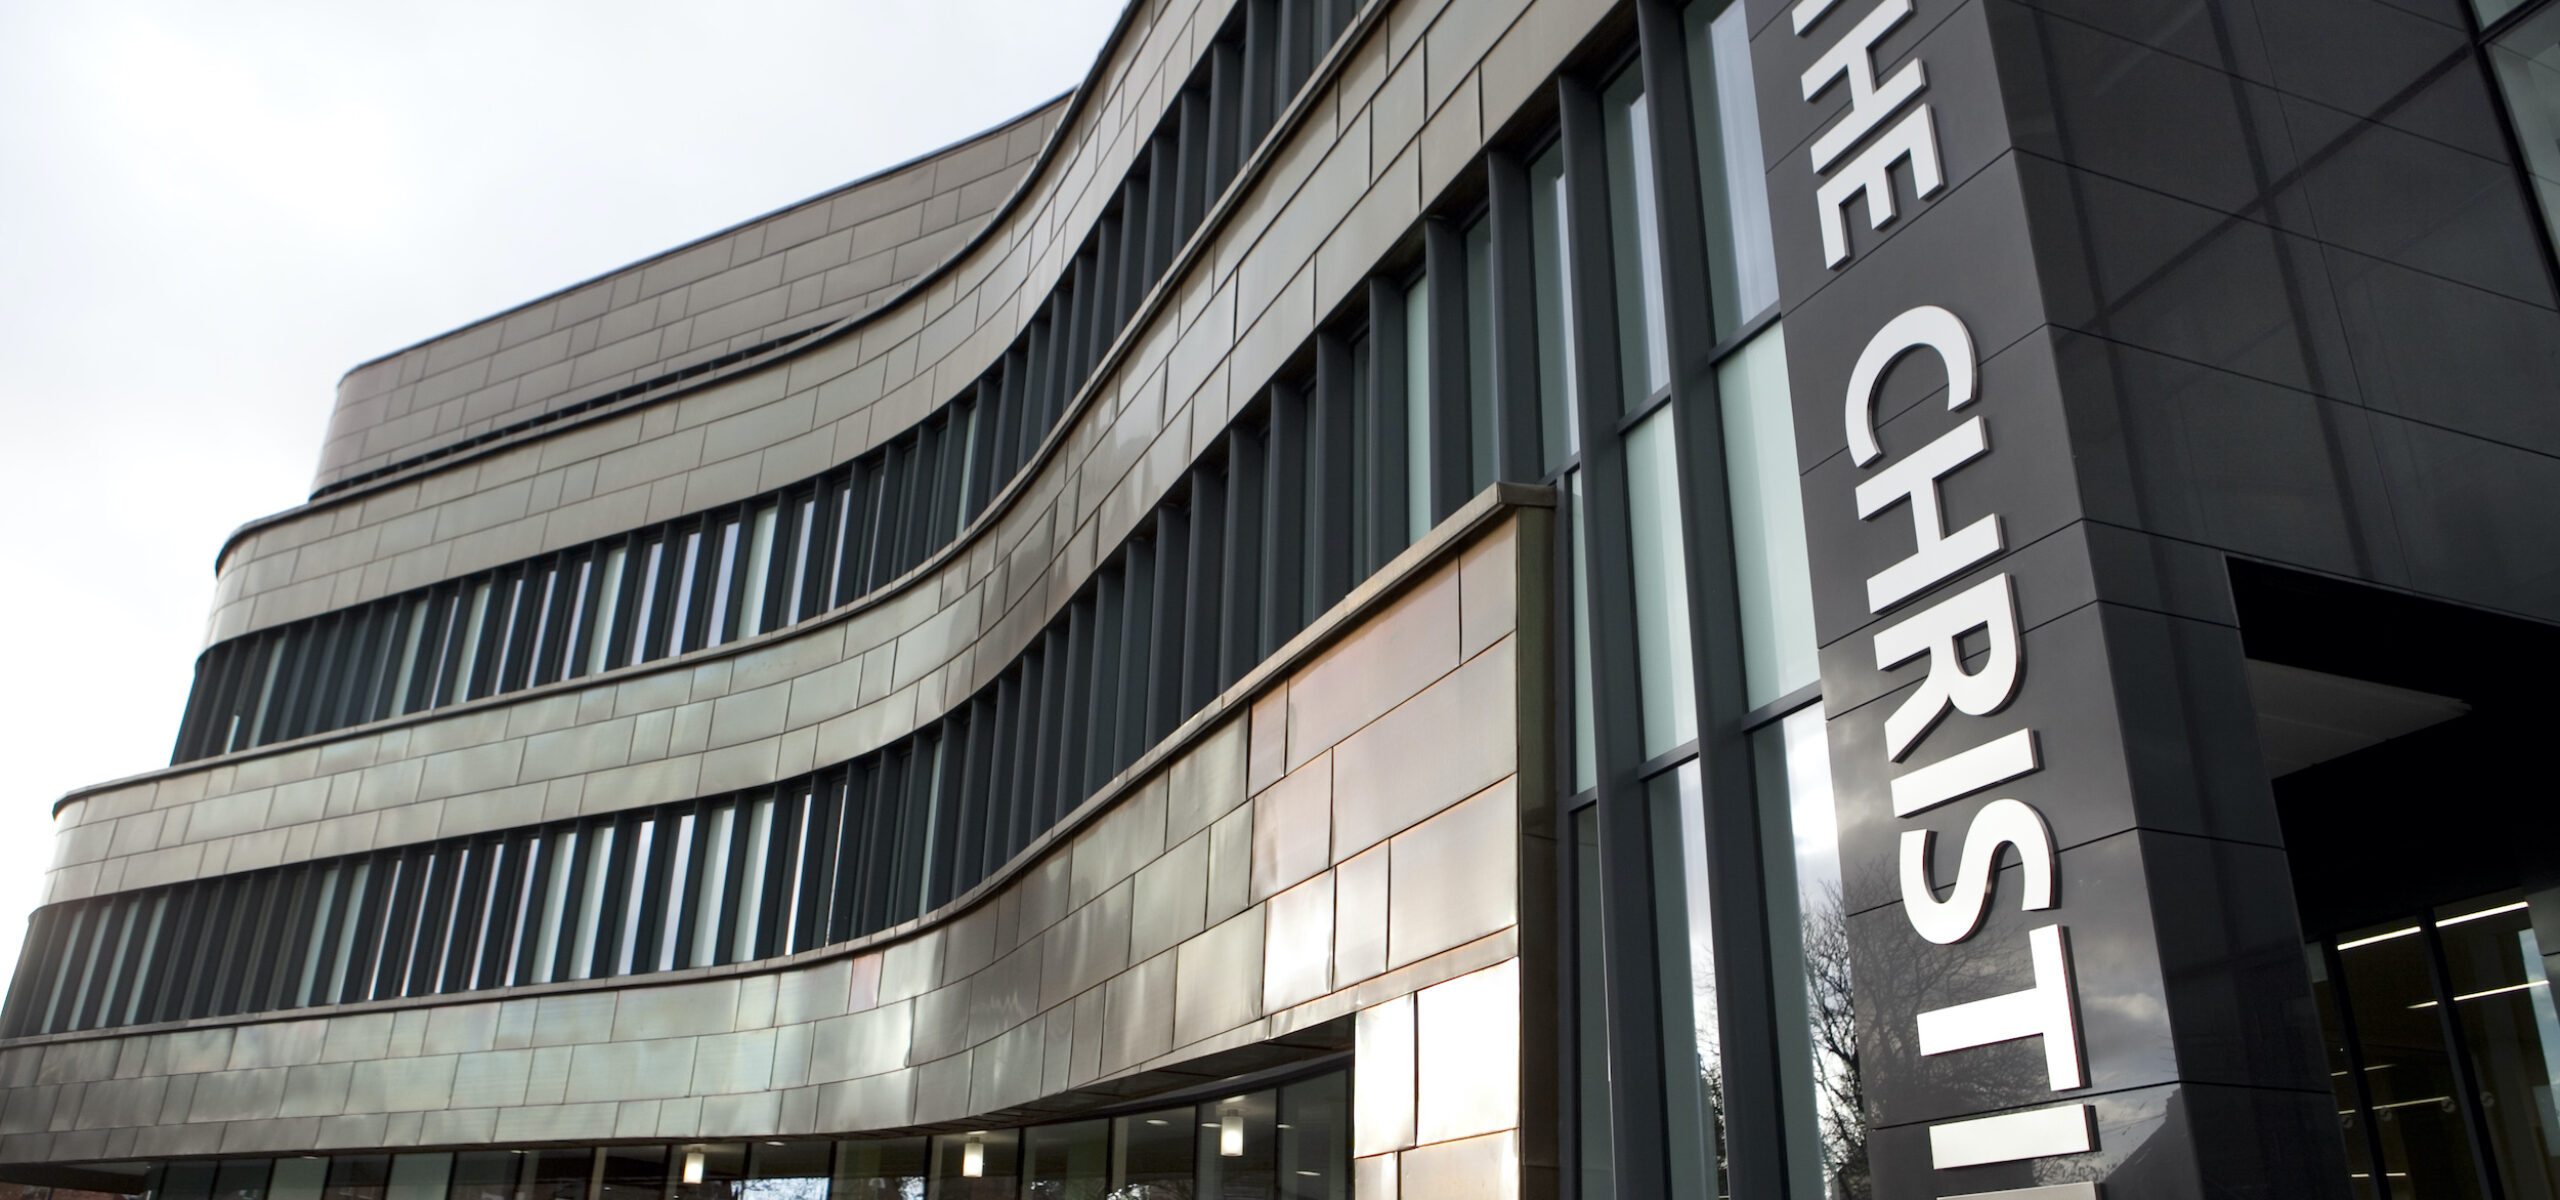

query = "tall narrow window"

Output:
[[452, 579, 492, 702], [1757, 706, 1867, 1200], [1567, 472, 1597, 793], [1625, 409, 1698, 754], [589, 545, 627, 676], [1653, 762, 1727, 1196], [1404, 274, 1433, 540], [1687, 0, 1780, 337], [1719, 326, 1818, 706], [1464, 215, 1498, 492], [1604, 66, 1673, 410], [735, 793, 775, 961], [692, 806, 734, 969], [1531, 143, 1580, 472], [739, 503, 779, 639]]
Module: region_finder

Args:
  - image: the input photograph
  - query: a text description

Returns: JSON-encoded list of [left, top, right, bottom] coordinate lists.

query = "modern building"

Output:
[[7, 0, 2560, 1195]]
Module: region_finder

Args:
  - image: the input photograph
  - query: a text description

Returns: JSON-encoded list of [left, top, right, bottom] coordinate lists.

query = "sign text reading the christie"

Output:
[[1795, 0, 2099, 1195]]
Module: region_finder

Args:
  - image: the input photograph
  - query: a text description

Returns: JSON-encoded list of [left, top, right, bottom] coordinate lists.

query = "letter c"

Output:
[[1847, 305, 1976, 467]]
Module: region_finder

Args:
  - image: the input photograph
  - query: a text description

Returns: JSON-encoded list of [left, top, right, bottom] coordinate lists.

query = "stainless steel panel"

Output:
[[1173, 907, 1265, 1047], [1414, 960, 1519, 1144], [448, 1049, 535, 1110], [530, 992, 619, 1047], [344, 1054, 458, 1114], [320, 1013, 397, 1063], [910, 1053, 974, 1126], [1131, 829, 1211, 963], [1170, 716, 1250, 845], [771, 1020, 815, 1090], [612, 979, 740, 1041], [807, 999, 914, 1083], [186, 1067, 287, 1124], [145, 1029, 236, 1078], [421, 1004, 501, 1057], [1286, 570, 1464, 769], [773, 959, 855, 1027], [690, 1028, 778, 1095], [1330, 641, 1515, 860], [1355, 1152, 1400, 1200], [1205, 803, 1253, 927], [698, 1089, 783, 1138], [1101, 950, 1177, 1075], [1039, 878, 1133, 1010], [1354, 996, 1417, 1156], [72, 1075, 168, 1131], [1262, 873, 1335, 1012], [1334, 843, 1391, 985], [493, 1101, 618, 1143], [876, 929, 945, 1004], [229, 1019, 329, 1071], [522, 1045, 575, 1106], [1457, 520, 1520, 661], [419, 1107, 498, 1147], [563, 1038, 696, 1103], [1386, 780, 1518, 969], [278, 1061, 356, 1118], [968, 1022, 1043, 1115], [1398, 1131, 1517, 1200], [1250, 754, 1333, 904]]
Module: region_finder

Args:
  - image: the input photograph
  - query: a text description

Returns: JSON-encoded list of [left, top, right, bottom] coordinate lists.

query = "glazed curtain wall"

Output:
[[51, 1068, 1347, 1200], [170, 0, 1375, 767]]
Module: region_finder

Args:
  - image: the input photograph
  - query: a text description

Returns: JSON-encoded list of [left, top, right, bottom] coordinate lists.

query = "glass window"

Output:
[[735, 794, 775, 961], [1464, 215, 1498, 491], [1023, 1120, 1108, 1199], [269, 1159, 328, 1200], [164, 1163, 219, 1200], [742, 1143, 830, 1200], [1604, 66, 1673, 411], [1405, 274, 1433, 539], [447, 1151, 519, 1200], [1651, 762, 1727, 1198], [691, 806, 733, 969], [384, 1157, 450, 1200], [213, 1159, 272, 1200], [1625, 409, 1699, 755], [668, 529, 704, 654], [670, 1144, 746, 1200], [2491, 5, 2560, 256], [928, 1130, 1018, 1198], [324, 1157, 390, 1200], [1755, 706, 1867, 1200], [524, 1150, 592, 1200], [1277, 1070, 1351, 1199], [786, 496, 817, 626], [1719, 325, 1819, 707], [598, 1149, 665, 1200], [1531, 142, 1580, 473], [831, 1139, 925, 1200], [627, 540, 664, 665], [1568, 473, 1597, 794], [570, 826, 614, 981], [740, 504, 779, 639], [1574, 806, 1614, 1195], [588, 546, 626, 676], [2432, 893, 2560, 1198], [533, 829, 575, 985], [1685, 0, 1780, 337], [1195, 1092, 1278, 1197], [616, 818, 659, 976], [1111, 1107, 1196, 1195], [391, 596, 430, 716], [452, 580, 492, 702]]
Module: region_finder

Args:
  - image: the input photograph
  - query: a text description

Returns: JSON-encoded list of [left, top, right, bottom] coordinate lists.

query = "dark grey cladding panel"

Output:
[[1844, 830, 2327, 1129], [1796, 325, 2082, 646], [2042, 329, 2406, 589], [1823, 599, 2288, 915], [1864, 1079, 2346, 1197], [1757, 1, 2020, 311], [2369, 408, 2560, 623], [1772, 155, 2048, 478]]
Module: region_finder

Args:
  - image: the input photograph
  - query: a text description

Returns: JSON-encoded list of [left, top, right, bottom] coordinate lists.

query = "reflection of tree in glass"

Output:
[[1806, 885, 1871, 1200], [1100, 1185, 1193, 1199], [740, 1180, 830, 1200]]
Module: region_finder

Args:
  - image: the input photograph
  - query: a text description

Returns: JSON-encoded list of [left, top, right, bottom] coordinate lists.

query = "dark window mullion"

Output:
[[1028, 628, 1072, 845], [1116, 535, 1158, 771], [1262, 383, 1310, 652], [1146, 504, 1194, 745], [1085, 565, 1128, 799], [1366, 276, 1413, 568], [1220, 426, 1267, 688], [1310, 333, 1359, 610], [1424, 219, 1478, 521], [1182, 468, 1229, 714]]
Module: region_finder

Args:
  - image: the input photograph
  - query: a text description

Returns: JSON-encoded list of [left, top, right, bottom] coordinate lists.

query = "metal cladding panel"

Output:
[[1748, 0, 2345, 1195]]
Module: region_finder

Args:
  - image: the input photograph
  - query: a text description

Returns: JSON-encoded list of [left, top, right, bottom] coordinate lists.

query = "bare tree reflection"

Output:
[[1805, 886, 1871, 1200]]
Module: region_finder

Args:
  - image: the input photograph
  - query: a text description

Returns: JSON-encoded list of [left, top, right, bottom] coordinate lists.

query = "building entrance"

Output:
[[2240, 564, 2560, 1200]]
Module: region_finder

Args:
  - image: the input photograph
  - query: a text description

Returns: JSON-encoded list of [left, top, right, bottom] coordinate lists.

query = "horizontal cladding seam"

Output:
[[213, 0, 1384, 580], [167, 0, 1402, 771], [6, 487, 1539, 1040]]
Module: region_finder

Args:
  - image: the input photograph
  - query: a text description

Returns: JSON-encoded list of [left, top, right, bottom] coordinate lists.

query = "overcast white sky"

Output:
[[0, 0, 1123, 986]]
